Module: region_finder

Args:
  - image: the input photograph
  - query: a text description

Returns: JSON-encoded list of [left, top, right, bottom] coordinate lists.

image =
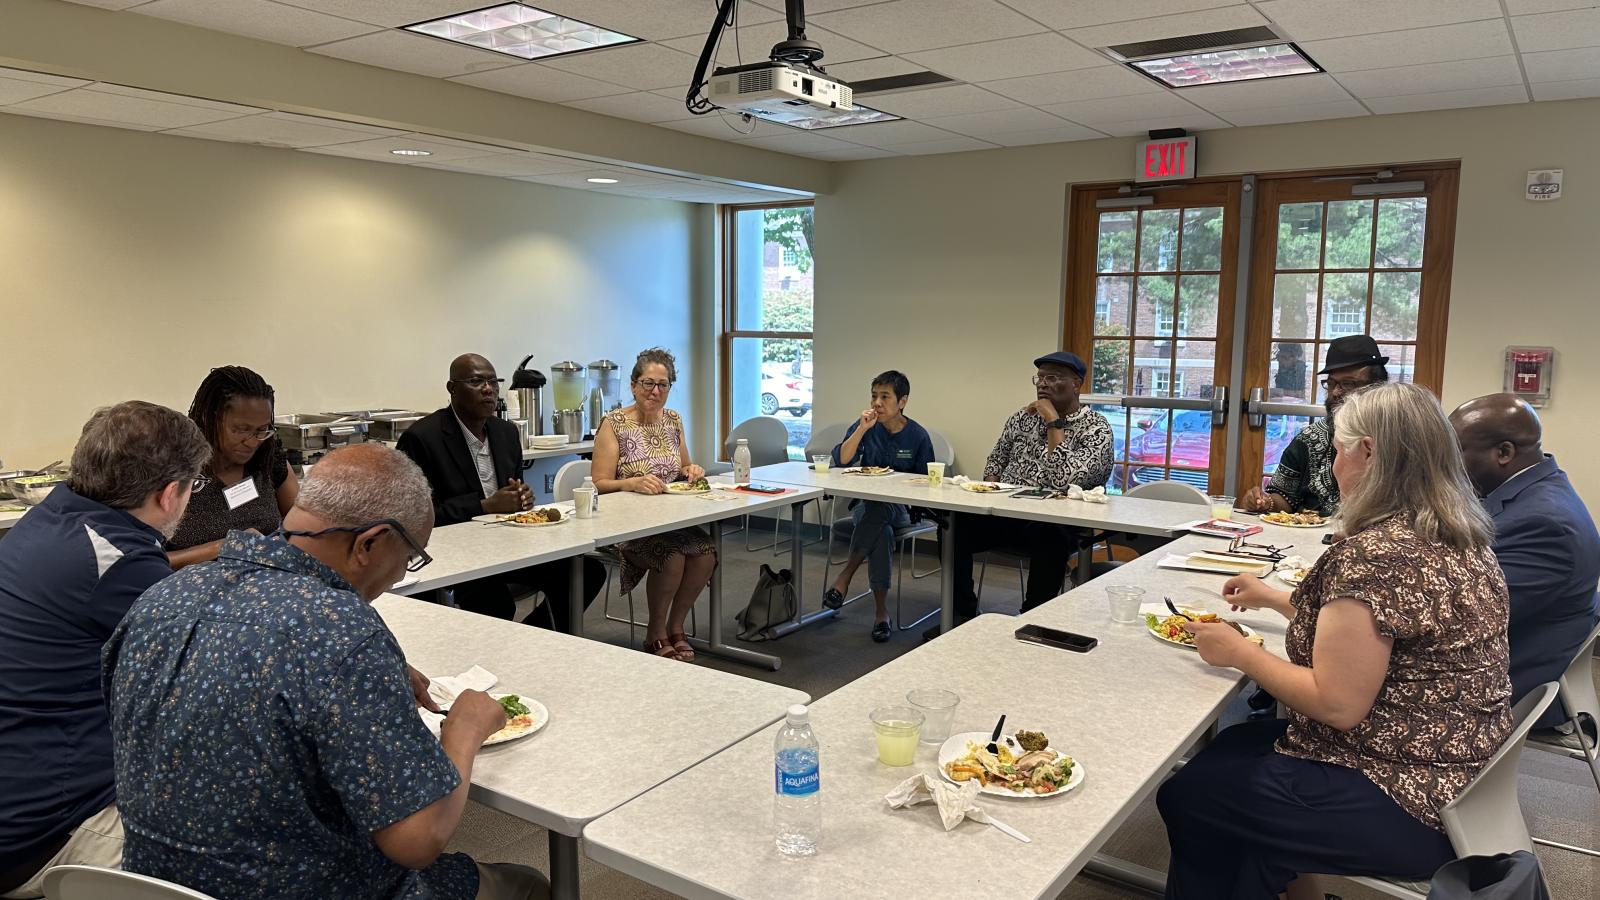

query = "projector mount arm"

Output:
[[685, 0, 826, 115]]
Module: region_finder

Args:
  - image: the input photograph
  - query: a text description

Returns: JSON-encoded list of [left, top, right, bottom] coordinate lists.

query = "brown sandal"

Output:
[[667, 633, 695, 661], [644, 639, 681, 660]]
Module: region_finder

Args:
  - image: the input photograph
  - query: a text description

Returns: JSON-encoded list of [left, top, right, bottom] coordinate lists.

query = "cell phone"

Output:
[[741, 483, 787, 494], [1009, 487, 1054, 500], [1321, 533, 1334, 545], [1014, 624, 1097, 653]]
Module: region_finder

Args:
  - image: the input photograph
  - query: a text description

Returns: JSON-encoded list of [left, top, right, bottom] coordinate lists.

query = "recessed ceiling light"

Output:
[[404, 2, 639, 62], [587, 177, 619, 184], [391, 148, 432, 156], [1127, 43, 1320, 88]]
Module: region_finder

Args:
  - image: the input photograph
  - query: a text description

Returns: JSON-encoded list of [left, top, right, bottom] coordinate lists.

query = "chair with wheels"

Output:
[[43, 865, 220, 900]]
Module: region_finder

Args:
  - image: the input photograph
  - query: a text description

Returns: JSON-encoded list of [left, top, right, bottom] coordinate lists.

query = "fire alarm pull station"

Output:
[[1504, 347, 1554, 407]]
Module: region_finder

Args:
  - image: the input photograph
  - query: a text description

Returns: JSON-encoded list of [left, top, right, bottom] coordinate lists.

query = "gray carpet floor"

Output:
[[445, 519, 1600, 900]]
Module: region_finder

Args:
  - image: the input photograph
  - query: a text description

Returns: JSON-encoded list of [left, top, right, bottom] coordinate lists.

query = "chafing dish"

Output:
[[325, 409, 425, 442], [275, 413, 372, 451]]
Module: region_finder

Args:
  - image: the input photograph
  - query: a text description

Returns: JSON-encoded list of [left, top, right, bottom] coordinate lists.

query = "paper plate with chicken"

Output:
[[937, 729, 1083, 799]]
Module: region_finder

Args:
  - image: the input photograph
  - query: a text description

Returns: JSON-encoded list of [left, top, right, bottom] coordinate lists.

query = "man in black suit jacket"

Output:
[[398, 353, 602, 632]]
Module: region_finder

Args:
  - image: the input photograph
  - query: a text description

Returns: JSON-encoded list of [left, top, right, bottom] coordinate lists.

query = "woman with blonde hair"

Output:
[[590, 348, 715, 661], [1158, 382, 1511, 899]]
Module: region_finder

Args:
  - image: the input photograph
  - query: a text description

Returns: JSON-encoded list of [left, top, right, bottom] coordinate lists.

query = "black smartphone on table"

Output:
[[1014, 624, 1097, 653], [1009, 487, 1054, 500], [741, 483, 788, 494]]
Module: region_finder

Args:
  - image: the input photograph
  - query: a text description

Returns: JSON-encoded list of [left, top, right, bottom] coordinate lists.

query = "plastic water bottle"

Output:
[[774, 704, 820, 857], [733, 438, 752, 484], [581, 476, 599, 514]]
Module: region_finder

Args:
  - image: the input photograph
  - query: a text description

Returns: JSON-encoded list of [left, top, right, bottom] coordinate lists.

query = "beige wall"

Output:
[[0, 113, 713, 466], [813, 99, 1600, 505]]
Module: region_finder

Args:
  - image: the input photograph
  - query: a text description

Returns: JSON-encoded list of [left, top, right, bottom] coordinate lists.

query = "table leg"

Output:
[[684, 518, 782, 670], [939, 514, 956, 634], [549, 831, 581, 900], [567, 555, 585, 637], [769, 500, 843, 638], [1075, 530, 1093, 586], [1083, 854, 1165, 896]]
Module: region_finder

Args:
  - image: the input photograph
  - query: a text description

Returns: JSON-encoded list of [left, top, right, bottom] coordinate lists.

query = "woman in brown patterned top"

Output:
[[1158, 382, 1511, 900], [591, 348, 715, 662]]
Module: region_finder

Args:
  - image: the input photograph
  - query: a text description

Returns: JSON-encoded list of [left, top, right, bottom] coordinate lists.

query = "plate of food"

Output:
[[1261, 510, 1327, 528], [497, 507, 567, 526], [938, 729, 1082, 798], [667, 477, 712, 494], [484, 694, 548, 746], [841, 466, 895, 476], [960, 481, 1012, 493], [1143, 606, 1263, 650], [1276, 567, 1309, 586]]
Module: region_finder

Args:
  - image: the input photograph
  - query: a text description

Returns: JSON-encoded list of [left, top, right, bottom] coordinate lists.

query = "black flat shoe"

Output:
[[822, 587, 845, 610], [871, 621, 891, 643]]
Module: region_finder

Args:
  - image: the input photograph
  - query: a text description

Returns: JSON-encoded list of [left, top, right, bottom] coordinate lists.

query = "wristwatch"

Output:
[[1045, 418, 1070, 430]]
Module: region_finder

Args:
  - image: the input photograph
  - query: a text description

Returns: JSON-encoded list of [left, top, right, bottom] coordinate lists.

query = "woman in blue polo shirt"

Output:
[[822, 370, 935, 642]]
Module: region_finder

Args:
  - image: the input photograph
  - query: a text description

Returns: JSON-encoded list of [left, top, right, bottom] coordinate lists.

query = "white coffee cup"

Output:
[[926, 462, 945, 487], [572, 487, 595, 519]]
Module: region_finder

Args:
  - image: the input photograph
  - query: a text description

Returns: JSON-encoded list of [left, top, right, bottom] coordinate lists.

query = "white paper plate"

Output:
[[936, 731, 1085, 799], [960, 482, 1014, 493], [840, 466, 895, 476], [1259, 516, 1328, 528], [666, 483, 711, 494], [472, 512, 571, 527], [1140, 603, 1260, 651], [1275, 568, 1307, 586], [483, 695, 550, 746]]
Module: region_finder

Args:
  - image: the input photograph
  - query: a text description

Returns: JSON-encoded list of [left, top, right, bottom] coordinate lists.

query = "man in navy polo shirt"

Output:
[[0, 401, 209, 898]]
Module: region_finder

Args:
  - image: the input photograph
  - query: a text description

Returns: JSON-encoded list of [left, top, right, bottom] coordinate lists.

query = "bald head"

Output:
[[446, 353, 499, 424], [1449, 393, 1544, 497], [449, 353, 491, 381]]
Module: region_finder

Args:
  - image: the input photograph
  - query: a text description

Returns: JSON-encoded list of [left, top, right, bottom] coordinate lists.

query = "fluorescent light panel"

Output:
[[1130, 43, 1319, 88], [761, 104, 899, 130], [404, 3, 639, 61]]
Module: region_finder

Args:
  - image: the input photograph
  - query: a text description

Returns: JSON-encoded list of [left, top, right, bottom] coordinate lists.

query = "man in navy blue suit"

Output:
[[1451, 394, 1600, 731]]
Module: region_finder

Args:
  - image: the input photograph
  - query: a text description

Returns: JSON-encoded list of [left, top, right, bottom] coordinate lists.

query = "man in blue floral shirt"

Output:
[[103, 444, 548, 900]]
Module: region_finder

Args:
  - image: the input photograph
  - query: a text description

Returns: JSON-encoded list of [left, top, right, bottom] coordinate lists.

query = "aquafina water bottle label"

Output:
[[776, 763, 819, 797]]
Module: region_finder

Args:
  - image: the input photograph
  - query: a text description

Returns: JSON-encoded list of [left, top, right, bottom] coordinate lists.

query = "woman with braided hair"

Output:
[[166, 366, 299, 569]]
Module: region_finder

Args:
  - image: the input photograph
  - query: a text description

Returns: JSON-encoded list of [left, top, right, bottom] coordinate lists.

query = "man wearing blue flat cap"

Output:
[[929, 351, 1113, 639]]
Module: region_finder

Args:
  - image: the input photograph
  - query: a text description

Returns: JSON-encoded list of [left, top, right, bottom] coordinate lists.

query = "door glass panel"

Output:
[[1324, 199, 1374, 269], [1320, 272, 1369, 339], [729, 336, 812, 459], [1371, 271, 1421, 341], [1095, 400, 1134, 494], [1269, 341, 1315, 402], [1138, 208, 1180, 271], [1272, 273, 1318, 339], [1375, 198, 1427, 268], [1178, 341, 1218, 401], [1276, 202, 1323, 269], [1379, 342, 1417, 384], [1091, 339, 1130, 395], [1097, 211, 1136, 273], [1262, 414, 1311, 478], [1180, 206, 1224, 271], [1095, 275, 1134, 332], [1135, 275, 1177, 337], [1126, 406, 1172, 489], [1177, 274, 1220, 338], [1134, 339, 1177, 397]]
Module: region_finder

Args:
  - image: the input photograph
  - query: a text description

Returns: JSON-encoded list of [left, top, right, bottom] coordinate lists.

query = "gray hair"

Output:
[[1333, 382, 1493, 551], [295, 444, 433, 536], [630, 347, 677, 384], [69, 401, 211, 509]]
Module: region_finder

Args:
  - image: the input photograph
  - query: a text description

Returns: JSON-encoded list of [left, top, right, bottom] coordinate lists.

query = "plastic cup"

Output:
[[1209, 495, 1235, 521], [1107, 585, 1146, 624], [925, 462, 945, 487], [906, 688, 960, 745], [811, 454, 830, 474], [572, 488, 595, 519], [869, 706, 924, 766]]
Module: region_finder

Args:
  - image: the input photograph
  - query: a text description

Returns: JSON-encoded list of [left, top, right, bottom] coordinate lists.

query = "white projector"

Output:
[[706, 61, 856, 127]]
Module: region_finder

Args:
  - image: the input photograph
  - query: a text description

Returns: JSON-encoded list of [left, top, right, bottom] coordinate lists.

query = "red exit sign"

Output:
[[1134, 135, 1197, 183]]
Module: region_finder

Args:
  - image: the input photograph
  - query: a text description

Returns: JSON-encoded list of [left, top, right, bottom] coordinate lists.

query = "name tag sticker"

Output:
[[223, 478, 260, 510]]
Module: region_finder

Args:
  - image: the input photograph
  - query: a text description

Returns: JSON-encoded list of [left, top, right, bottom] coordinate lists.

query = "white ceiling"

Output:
[[38, 0, 1600, 165]]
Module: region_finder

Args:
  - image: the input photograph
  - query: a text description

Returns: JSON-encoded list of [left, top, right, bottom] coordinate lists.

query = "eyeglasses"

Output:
[[278, 518, 432, 572], [1320, 377, 1369, 393], [1225, 536, 1293, 562], [227, 424, 276, 440], [190, 474, 212, 493], [1032, 374, 1079, 388], [451, 376, 505, 390], [635, 379, 672, 393]]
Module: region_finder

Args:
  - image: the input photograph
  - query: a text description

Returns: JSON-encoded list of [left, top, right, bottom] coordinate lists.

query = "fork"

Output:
[[1164, 597, 1195, 621]]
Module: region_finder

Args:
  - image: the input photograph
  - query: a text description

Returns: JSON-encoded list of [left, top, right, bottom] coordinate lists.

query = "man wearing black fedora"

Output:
[[1241, 334, 1389, 516]]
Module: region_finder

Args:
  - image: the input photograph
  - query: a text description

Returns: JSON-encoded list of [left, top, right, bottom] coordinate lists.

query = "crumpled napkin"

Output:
[[417, 665, 497, 737], [1065, 484, 1108, 504], [884, 770, 1037, 842], [1274, 554, 1308, 572]]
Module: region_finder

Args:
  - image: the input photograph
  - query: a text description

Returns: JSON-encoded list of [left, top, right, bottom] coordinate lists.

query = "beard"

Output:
[[159, 517, 183, 540]]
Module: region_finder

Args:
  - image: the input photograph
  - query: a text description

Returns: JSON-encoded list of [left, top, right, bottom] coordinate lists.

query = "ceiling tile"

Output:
[[823, 56, 927, 82], [1179, 73, 1352, 111], [997, 0, 1249, 31], [821, 118, 963, 147], [1512, 8, 1600, 53], [1531, 76, 1600, 99], [981, 65, 1162, 105], [1221, 98, 1369, 126], [88, 83, 266, 114], [921, 106, 1072, 137], [902, 33, 1106, 82], [306, 29, 521, 78], [533, 0, 782, 41], [0, 67, 90, 88], [805, 145, 901, 159], [891, 136, 1000, 155], [1091, 111, 1231, 136], [1336, 56, 1525, 99], [655, 112, 775, 140], [749, 0, 894, 13], [1300, 20, 1515, 72], [1037, 91, 1207, 126], [1364, 84, 1529, 114], [542, 43, 700, 91], [734, 130, 864, 155], [1063, 6, 1268, 50], [811, 0, 1045, 55], [162, 110, 403, 146], [865, 84, 1020, 118], [449, 63, 632, 103], [275, 0, 495, 28], [299, 133, 513, 163], [0, 74, 84, 106], [991, 123, 1107, 145], [133, 0, 377, 48], [661, 22, 883, 65], [1504, 0, 1599, 13], [58, 0, 145, 8], [9, 86, 257, 130], [564, 91, 694, 123], [1252, 0, 1503, 41], [1521, 47, 1600, 82], [417, 152, 594, 176]]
